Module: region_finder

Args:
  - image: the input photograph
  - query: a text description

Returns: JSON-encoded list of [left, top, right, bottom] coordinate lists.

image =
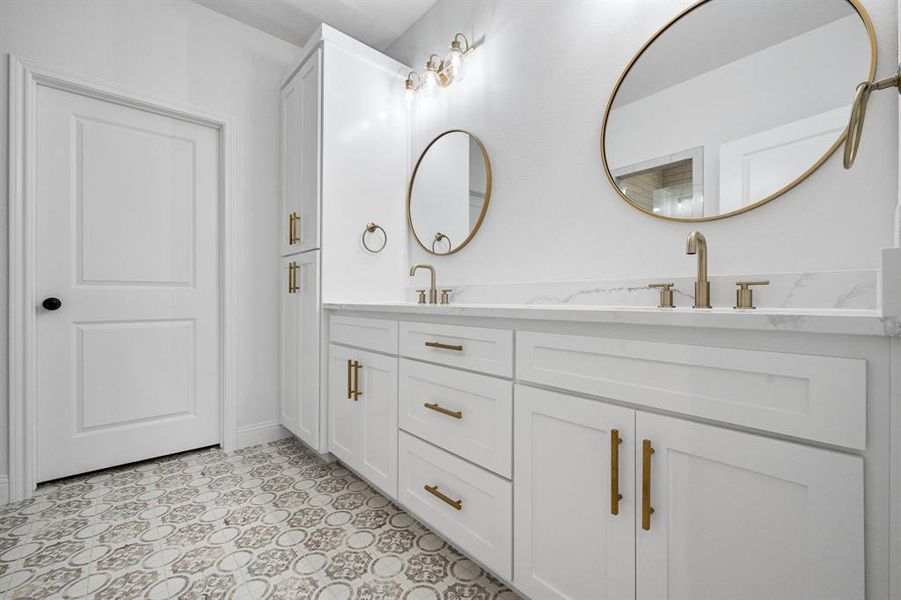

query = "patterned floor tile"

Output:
[[0, 439, 519, 599]]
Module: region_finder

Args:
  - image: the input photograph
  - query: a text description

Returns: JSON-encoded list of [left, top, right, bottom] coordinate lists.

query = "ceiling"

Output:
[[191, 0, 438, 51]]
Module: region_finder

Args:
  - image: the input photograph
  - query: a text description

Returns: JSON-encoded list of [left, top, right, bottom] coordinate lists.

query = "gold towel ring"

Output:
[[431, 232, 452, 253], [844, 65, 900, 169], [362, 222, 387, 253]]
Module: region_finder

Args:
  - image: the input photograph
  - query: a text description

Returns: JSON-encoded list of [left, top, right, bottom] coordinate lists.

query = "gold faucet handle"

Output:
[[735, 280, 769, 310], [439, 289, 452, 305], [416, 289, 427, 305], [648, 283, 675, 309]]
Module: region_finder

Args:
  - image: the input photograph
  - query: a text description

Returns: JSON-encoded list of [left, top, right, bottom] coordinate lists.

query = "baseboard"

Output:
[[0, 476, 10, 505], [235, 421, 292, 449]]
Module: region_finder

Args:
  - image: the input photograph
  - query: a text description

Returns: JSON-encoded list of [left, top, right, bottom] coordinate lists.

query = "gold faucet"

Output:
[[685, 231, 711, 308], [410, 263, 438, 304]]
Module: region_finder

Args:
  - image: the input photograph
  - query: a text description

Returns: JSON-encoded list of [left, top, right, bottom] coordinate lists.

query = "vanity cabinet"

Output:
[[514, 384, 864, 600], [279, 252, 320, 448], [324, 311, 875, 599], [327, 344, 398, 498], [280, 49, 320, 257]]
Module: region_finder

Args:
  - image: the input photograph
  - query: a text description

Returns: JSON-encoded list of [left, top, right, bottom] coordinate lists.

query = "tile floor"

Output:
[[0, 438, 519, 599]]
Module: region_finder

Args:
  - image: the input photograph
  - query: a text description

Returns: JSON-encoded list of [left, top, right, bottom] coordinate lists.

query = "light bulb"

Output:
[[404, 86, 415, 110], [422, 69, 439, 96], [444, 48, 465, 82]]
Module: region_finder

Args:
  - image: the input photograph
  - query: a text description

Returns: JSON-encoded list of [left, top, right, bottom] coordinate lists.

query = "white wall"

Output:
[[388, 0, 898, 286], [0, 0, 300, 477]]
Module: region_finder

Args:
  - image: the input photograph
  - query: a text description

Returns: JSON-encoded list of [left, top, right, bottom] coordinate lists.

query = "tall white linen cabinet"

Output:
[[279, 25, 407, 453]]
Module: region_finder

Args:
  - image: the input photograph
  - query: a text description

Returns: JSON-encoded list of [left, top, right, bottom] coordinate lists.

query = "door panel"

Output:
[[356, 349, 398, 499], [36, 85, 220, 482], [281, 50, 321, 255], [514, 385, 635, 600], [280, 251, 320, 448], [636, 411, 864, 600], [328, 345, 356, 465]]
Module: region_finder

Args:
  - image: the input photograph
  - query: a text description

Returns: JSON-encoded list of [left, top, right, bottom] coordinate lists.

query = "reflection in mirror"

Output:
[[602, 0, 874, 221], [408, 130, 491, 255]]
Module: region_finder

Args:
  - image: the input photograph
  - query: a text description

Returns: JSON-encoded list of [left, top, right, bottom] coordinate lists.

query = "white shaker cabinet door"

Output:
[[354, 349, 399, 499], [327, 344, 357, 466], [279, 252, 320, 448], [280, 50, 321, 255], [513, 385, 636, 600], [327, 345, 398, 500], [636, 411, 864, 600]]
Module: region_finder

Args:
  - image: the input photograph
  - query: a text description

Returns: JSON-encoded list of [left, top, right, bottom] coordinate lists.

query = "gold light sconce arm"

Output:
[[844, 65, 901, 169]]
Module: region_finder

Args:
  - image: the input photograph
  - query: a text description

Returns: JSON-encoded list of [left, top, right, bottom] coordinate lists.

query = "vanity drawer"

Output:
[[398, 431, 512, 580], [329, 315, 397, 354], [517, 331, 866, 450], [399, 321, 513, 377], [399, 359, 512, 478]]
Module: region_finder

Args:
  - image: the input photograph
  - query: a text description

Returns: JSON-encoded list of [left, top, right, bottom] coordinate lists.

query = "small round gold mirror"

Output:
[[601, 0, 876, 221], [408, 130, 492, 255]]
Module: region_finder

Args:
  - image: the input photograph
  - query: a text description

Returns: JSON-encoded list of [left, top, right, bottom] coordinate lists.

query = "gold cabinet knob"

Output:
[[648, 283, 675, 308], [416, 289, 427, 305], [735, 280, 769, 309], [440, 289, 452, 304]]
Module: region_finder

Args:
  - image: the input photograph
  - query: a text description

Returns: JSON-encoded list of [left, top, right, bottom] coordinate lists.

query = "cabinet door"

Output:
[[514, 385, 635, 600], [327, 344, 356, 466], [280, 252, 320, 447], [280, 50, 321, 256], [636, 411, 864, 600], [355, 349, 398, 499]]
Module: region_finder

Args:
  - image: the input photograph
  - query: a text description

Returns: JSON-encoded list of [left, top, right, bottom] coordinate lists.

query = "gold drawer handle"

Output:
[[424, 484, 462, 511], [611, 428, 622, 515], [346, 359, 352, 399], [641, 439, 655, 531], [288, 212, 300, 245], [424, 341, 463, 352], [288, 262, 299, 294], [424, 403, 462, 419], [352, 361, 362, 401]]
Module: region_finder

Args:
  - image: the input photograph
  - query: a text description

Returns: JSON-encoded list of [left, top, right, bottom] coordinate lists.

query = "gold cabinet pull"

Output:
[[352, 361, 362, 401], [424, 403, 462, 419], [424, 484, 462, 511], [424, 341, 463, 352], [288, 212, 300, 245], [288, 262, 299, 294], [641, 439, 655, 531], [611, 428, 623, 515], [346, 359, 352, 399]]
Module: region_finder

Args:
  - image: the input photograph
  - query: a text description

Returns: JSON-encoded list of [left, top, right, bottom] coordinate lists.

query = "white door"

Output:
[[636, 411, 864, 600], [280, 50, 321, 255], [355, 349, 398, 498], [35, 84, 221, 482], [328, 344, 357, 465], [280, 251, 320, 447], [514, 385, 635, 600]]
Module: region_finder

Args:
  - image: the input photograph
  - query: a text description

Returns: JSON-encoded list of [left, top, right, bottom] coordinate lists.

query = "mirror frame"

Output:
[[599, 0, 877, 222], [407, 129, 493, 255]]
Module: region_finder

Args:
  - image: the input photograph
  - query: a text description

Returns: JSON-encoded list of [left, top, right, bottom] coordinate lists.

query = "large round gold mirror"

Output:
[[601, 0, 876, 221], [408, 130, 491, 255]]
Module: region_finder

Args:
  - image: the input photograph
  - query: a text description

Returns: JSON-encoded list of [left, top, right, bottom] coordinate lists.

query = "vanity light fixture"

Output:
[[404, 33, 473, 106]]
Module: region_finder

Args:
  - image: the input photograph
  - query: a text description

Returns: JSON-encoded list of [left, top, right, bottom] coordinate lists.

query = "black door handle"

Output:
[[42, 297, 62, 311]]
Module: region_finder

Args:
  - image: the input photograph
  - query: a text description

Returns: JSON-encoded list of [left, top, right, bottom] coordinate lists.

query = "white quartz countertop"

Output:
[[323, 302, 901, 337]]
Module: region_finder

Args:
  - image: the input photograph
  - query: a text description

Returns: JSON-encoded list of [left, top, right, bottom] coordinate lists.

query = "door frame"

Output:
[[7, 55, 240, 502]]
